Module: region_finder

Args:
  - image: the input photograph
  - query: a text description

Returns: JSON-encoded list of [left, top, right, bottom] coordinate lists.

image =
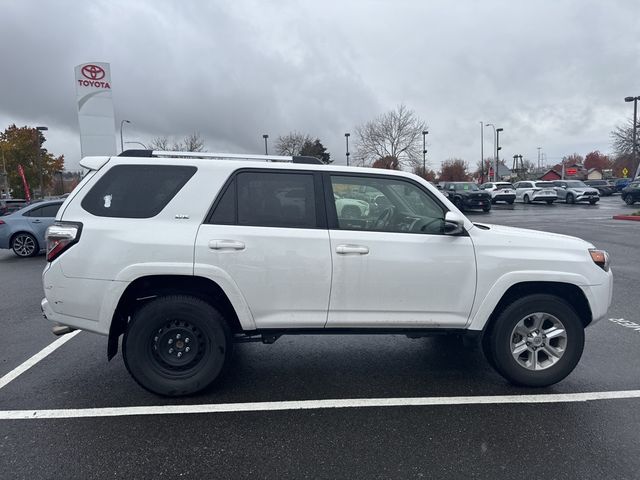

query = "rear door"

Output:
[[324, 173, 476, 328], [194, 169, 332, 329], [23, 202, 62, 243]]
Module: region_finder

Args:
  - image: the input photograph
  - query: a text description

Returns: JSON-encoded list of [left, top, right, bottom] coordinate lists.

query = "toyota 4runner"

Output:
[[42, 150, 613, 396]]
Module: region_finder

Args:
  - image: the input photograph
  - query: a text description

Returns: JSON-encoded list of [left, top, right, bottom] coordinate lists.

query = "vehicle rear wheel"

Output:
[[523, 194, 531, 204], [485, 294, 584, 387], [11, 233, 39, 257], [545, 200, 554, 205], [566, 193, 575, 204], [507, 199, 515, 205], [624, 195, 635, 205], [123, 295, 232, 396]]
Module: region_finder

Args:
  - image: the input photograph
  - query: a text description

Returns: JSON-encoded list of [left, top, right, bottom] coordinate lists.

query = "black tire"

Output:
[[482, 205, 491, 212], [545, 200, 554, 205], [123, 295, 232, 396], [507, 199, 515, 205], [589, 199, 598, 205], [484, 294, 584, 387], [523, 194, 531, 204], [624, 195, 635, 205], [566, 193, 575, 204], [11, 232, 39, 257], [454, 197, 464, 210]]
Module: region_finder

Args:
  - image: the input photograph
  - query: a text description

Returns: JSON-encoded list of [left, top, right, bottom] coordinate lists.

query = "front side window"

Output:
[[82, 165, 196, 218], [330, 175, 445, 234]]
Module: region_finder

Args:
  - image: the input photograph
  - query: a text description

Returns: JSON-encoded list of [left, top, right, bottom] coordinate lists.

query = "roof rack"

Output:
[[118, 149, 323, 165]]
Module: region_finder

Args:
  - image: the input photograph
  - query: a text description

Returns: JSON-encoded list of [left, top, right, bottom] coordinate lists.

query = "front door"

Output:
[[324, 174, 476, 328]]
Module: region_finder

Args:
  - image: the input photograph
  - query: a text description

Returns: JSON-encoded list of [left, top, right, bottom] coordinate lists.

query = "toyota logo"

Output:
[[81, 64, 106, 80]]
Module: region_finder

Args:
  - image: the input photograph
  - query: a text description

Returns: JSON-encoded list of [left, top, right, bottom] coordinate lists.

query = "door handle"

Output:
[[32, 220, 42, 223], [336, 244, 369, 255], [208, 240, 245, 250]]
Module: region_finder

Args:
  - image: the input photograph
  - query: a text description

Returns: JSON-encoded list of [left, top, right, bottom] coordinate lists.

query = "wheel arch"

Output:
[[108, 275, 246, 360], [476, 281, 592, 340]]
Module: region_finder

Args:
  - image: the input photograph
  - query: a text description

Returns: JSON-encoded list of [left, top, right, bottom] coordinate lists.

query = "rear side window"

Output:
[[209, 171, 317, 228], [25, 203, 61, 217], [81, 165, 196, 218]]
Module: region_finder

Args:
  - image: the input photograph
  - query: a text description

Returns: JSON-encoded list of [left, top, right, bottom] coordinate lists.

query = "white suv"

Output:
[[42, 151, 613, 396]]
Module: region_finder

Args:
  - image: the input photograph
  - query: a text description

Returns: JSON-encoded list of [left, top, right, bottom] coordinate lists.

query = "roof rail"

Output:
[[118, 149, 323, 164]]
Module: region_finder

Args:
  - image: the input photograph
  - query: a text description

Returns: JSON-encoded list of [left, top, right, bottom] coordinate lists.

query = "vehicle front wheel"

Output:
[[589, 199, 598, 205], [11, 233, 39, 257], [566, 193, 575, 204], [624, 195, 635, 205], [484, 294, 584, 387], [523, 195, 531, 204], [483, 205, 491, 212], [123, 295, 232, 396]]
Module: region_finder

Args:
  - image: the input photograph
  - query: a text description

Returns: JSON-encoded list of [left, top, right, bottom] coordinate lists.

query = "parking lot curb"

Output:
[[612, 215, 640, 222]]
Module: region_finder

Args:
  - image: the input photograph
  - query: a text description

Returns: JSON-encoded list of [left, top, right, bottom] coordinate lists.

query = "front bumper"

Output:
[[575, 194, 599, 203], [462, 197, 491, 208], [582, 269, 614, 326]]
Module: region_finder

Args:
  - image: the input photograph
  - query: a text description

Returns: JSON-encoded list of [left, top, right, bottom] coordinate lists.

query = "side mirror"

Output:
[[443, 211, 465, 235]]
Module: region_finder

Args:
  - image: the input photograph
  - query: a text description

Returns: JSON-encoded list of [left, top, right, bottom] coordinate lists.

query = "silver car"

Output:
[[0, 200, 63, 257], [552, 180, 600, 205]]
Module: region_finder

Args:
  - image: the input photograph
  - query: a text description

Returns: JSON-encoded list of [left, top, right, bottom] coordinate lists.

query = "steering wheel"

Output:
[[410, 217, 442, 233], [374, 206, 395, 230]]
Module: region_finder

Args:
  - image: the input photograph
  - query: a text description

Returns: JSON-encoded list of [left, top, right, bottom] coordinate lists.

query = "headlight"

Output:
[[589, 249, 610, 272]]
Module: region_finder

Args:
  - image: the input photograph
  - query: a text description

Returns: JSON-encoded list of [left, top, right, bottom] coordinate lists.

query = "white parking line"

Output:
[[1, 389, 640, 420], [0, 330, 81, 390], [609, 318, 640, 332]]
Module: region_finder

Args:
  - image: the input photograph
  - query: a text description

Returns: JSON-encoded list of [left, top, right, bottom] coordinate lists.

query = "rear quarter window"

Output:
[[81, 164, 196, 218]]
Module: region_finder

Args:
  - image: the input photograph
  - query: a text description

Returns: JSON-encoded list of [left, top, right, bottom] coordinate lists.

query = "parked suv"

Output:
[[513, 181, 557, 204], [584, 180, 614, 197], [441, 182, 492, 212], [552, 180, 600, 205], [42, 151, 613, 396], [621, 181, 640, 205], [480, 182, 516, 204]]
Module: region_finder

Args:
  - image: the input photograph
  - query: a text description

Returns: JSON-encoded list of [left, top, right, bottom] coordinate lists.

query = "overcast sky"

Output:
[[1, 0, 639, 171]]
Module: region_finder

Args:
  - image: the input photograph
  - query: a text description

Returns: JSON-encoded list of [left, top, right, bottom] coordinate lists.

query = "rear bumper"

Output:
[[493, 193, 516, 202]]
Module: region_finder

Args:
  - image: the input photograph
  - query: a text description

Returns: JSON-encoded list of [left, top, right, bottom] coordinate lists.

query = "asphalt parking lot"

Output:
[[1, 195, 639, 479]]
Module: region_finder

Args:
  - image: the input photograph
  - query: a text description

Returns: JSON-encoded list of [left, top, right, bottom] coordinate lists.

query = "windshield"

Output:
[[453, 183, 480, 191], [565, 181, 588, 188]]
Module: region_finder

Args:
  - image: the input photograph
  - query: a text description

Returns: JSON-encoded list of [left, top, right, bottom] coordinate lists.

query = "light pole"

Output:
[[345, 133, 350, 166], [422, 130, 429, 173], [486, 123, 496, 181], [625, 96, 640, 179], [36, 126, 48, 198], [119, 120, 131, 153], [0, 145, 8, 198], [495, 128, 504, 181], [480, 122, 484, 182], [263, 134, 269, 155]]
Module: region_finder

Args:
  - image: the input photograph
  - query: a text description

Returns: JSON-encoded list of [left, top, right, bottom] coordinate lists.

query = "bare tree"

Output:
[[355, 104, 428, 168], [611, 119, 636, 156], [148, 132, 206, 152], [275, 132, 312, 156]]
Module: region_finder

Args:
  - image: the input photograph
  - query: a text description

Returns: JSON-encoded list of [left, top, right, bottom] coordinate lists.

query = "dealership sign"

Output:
[[74, 62, 117, 157]]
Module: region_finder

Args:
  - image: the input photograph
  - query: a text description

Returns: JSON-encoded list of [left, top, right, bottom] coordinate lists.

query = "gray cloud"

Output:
[[0, 0, 638, 171]]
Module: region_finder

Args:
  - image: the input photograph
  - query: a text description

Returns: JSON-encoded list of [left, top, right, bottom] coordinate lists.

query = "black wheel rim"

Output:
[[149, 319, 207, 376]]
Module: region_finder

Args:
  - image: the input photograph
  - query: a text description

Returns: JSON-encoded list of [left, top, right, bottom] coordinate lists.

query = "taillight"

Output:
[[0, 219, 5, 225], [46, 222, 82, 262]]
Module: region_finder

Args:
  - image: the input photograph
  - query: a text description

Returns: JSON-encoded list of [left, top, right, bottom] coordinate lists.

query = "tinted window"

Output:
[[235, 172, 316, 228], [210, 180, 236, 225], [38, 203, 62, 217], [82, 165, 196, 218], [330, 175, 445, 234]]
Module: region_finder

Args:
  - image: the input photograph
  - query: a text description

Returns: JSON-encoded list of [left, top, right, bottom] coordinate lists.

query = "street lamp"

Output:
[[422, 130, 429, 172], [486, 123, 496, 181], [36, 126, 48, 198], [625, 96, 640, 179], [262, 134, 269, 155], [496, 128, 504, 182], [125, 141, 149, 149], [480, 122, 484, 182], [345, 133, 350, 166], [120, 120, 131, 153]]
